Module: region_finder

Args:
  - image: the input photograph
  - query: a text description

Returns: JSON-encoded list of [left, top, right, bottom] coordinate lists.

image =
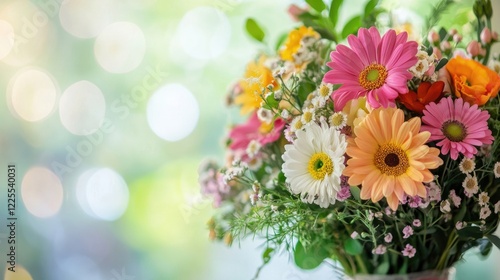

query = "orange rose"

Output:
[[445, 56, 500, 105]]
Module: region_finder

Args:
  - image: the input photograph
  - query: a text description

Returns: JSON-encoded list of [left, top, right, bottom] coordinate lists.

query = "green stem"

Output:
[[354, 254, 369, 274], [436, 230, 458, 270]]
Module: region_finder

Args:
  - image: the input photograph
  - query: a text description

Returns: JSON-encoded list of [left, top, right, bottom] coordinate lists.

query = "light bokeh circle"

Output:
[[7, 67, 58, 122], [176, 6, 231, 60], [0, 0, 52, 66], [147, 84, 199, 142], [59, 0, 112, 38], [21, 167, 64, 218], [76, 168, 129, 221], [59, 80, 106, 135], [94, 21, 146, 73]]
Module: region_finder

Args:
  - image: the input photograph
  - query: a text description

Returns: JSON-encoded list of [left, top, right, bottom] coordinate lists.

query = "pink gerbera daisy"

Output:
[[421, 97, 493, 160], [323, 27, 418, 110], [229, 113, 285, 156]]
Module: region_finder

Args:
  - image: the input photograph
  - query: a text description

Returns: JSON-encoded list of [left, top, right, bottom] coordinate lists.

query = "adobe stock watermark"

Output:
[[51, 64, 169, 178], [179, 191, 212, 224], [12, 0, 64, 54], [110, 267, 135, 280], [210, 0, 239, 12], [281, 271, 303, 280]]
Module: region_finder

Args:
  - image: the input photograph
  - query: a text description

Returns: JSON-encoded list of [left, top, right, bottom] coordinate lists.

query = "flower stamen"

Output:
[[358, 64, 388, 90], [374, 144, 410, 176], [308, 152, 333, 180], [442, 120, 467, 142]]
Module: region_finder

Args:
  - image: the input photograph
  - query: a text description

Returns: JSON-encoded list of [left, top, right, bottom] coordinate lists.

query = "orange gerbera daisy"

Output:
[[445, 56, 500, 105], [343, 107, 443, 210], [235, 55, 278, 115], [398, 81, 445, 113]]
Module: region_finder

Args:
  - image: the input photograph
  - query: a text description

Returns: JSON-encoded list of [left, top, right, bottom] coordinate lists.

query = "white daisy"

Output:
[[459, 157, 476, 174], [301, 108, 316, 125], [463, 174, 479, 198], [318, 83, 333, 98], [257, 107, 274, 124], [282, 120, 347, 208], [329, 112, 347, 130], [494, 162, 500, 178], [478, 192, 490, 207], [290, 116, 304, 133]]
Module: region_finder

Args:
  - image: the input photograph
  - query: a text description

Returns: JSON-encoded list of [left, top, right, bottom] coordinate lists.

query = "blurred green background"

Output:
[[0, 0, 498, 279]]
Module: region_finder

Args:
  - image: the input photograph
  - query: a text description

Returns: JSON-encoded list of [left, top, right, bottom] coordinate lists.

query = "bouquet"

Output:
[[199, 0, 500, 278]]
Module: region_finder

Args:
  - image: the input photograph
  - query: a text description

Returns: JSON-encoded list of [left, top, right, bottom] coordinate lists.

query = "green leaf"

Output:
[[398, 257, 408, 274], [344, 238, 363, 255], [278, 172, 286, 184], [349, 186, 360, 202], [487, 235, 500, 250], [435, 58, 448, 72], [364, 0, 379, 17], [415, 227, 436, 235], [265, 93, 279, 109], [453, 202, 467, 224], [457, 226, 483, 240], [306, 0, 326, 12], [329, 0, 343, 28], [275, 33, 288, 51], [426, 45, 434, 56], [296, 82, 316, 107], [375, 259, 390, 274], [438, 27, 448, 41], [294, 241, 328, 270], [262, 247, 275, 264], [245, 18, 265, 42], [341, 15, 362, 39]]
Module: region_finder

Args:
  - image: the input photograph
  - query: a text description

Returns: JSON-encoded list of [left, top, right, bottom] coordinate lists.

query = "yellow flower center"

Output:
[[358, 63, 388, 90], [330, 113, 345, 127], [465, 177, 476, 190], [308, 152, 333, 180], [461, 160, 474, 172], [374, 144, 409, 176], [319, 85, 330, 97], [442, 120, 467, 142], [293, 119, 303, 130], [259, 122, 273, 134], [302, 111, 313, 123]]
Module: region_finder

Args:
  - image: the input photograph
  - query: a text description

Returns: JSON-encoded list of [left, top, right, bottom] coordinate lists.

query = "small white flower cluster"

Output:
[[222, 162, 246, 184], [409, 46, 438, 80], [293, 36, 323, 66], [287, 83, 347, 140]]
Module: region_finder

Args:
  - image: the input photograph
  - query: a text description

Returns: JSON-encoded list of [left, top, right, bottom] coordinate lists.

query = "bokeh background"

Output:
[[0, 0, 499, 279]]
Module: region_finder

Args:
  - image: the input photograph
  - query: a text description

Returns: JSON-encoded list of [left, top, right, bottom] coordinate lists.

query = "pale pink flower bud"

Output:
[[467, 40, 481, 57], [481, 27, 492, 44], [433, 47, 442, 60], [453, 34, 462, 43], [493, 31, 498, 41], [479, 47, 487, 57], [428, 30, 439, 43], [287, 4, 307, 22], [440, 40, 451, 51], [449, 28, 458, 36]]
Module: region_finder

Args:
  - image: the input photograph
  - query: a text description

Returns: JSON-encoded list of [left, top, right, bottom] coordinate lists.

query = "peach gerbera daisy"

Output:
[[343, 107, 443, 210]]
